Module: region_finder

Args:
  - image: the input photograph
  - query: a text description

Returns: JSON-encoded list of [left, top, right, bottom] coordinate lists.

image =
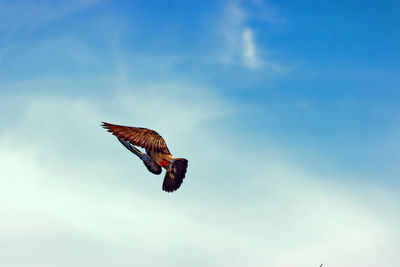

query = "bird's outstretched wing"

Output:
[[102, 122, 171, 154]]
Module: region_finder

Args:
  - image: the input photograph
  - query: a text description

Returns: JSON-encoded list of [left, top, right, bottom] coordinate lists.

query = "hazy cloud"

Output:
[[0, 76, 399, 267]]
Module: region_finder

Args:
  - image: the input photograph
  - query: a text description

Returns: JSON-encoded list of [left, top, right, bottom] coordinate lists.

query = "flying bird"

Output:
[[101, 122, 188, 192]]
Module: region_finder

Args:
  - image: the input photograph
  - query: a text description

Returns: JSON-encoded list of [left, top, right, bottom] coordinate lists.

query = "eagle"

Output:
[[101, 122, 188, 193]]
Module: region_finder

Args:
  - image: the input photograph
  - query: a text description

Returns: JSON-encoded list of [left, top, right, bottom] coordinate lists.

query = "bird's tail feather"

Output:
[[162, 158, 188, 193]]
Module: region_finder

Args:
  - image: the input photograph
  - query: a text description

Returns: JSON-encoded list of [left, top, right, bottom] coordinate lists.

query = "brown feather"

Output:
[[162, 158, 188, 192], [101, 122, 171, 154]]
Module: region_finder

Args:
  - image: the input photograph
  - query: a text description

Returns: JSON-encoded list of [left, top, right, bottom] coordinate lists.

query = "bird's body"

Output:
[[101, 122, 188, 192], [148, 150, 174, 169]]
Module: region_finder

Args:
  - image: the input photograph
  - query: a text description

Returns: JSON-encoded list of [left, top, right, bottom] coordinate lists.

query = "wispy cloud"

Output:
[[242, 27, 257, 68], [251, 0, 286, 24], [218, 1, 247, 66], [217, 0, 289, 73]]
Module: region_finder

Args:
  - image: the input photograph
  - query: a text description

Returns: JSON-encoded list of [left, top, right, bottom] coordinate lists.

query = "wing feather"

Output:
[[102, 122, 171, 154], [143, 135, 151, 151]]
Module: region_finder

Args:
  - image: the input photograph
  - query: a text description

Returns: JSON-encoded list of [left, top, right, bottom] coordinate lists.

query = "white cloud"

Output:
[[217, 0, 289, 73], [242, 27, 257, 68], [0, 76, 399, 266]]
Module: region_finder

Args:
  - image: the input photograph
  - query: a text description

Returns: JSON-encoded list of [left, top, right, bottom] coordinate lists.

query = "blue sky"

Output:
[[0, 1, 399, 266]]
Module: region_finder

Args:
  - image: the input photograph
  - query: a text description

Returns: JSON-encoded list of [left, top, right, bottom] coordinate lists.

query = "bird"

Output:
[[101, 122, 188, 193]]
